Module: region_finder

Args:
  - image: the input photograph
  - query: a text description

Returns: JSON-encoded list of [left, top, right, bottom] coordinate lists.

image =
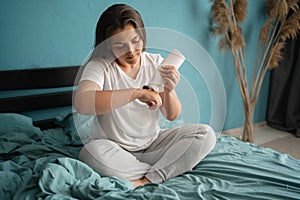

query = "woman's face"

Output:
[[109, 24, 143, 67]]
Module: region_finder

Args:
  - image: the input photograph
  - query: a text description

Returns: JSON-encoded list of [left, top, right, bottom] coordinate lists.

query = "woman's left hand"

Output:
[[160, 65, 180, 91]]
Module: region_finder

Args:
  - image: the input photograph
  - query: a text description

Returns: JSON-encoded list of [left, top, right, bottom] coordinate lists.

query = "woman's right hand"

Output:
[[137, 89, 162, 110]]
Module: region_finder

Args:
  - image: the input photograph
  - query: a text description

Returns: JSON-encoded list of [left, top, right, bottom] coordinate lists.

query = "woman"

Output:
[[74, 4, 216, 188]]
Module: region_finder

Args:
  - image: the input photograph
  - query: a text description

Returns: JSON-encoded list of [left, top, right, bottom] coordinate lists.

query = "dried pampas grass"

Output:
[[209, 0, 300, 142], [259, 19, 274, 44], [268, 41, 285, 69], [287, 0, 299, 11], [210, 0, 231, 28], [280, 11, 300, 41], [233, 0, 247, 22], [230, 25, 246, 49]]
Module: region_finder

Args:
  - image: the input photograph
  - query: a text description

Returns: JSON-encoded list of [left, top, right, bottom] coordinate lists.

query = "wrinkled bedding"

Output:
[[1, 113, 300, 200]]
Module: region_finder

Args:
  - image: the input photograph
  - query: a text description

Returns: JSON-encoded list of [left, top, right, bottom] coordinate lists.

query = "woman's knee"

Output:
[[79, 140, 150, 180], [79, 139, 121, 160], [79, 140, 126, 177], [182, 124, 215, 137], [185, 124, 217, 151], [202, 124, 216, 148]]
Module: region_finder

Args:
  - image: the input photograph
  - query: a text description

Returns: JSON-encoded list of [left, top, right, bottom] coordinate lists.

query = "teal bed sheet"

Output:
[[1, 113, 300, 200]]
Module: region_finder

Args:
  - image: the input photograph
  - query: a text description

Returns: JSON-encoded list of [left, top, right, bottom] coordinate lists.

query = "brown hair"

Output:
[[94, 4, 146, 53]]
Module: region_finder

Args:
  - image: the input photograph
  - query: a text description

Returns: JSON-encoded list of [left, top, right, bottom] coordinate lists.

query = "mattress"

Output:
[[1, 112, 300, 199]]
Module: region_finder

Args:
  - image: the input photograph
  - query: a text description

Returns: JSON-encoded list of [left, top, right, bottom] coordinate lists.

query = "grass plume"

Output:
[[209, 0, 300, 142]]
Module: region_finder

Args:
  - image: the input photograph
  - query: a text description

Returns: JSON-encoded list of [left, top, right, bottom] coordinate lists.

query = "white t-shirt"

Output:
[[80, 52, 164, 151]]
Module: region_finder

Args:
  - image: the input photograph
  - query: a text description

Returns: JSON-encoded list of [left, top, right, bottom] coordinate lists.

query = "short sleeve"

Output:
[[80, 60, 105, 88], [143, 52, 164, 69]]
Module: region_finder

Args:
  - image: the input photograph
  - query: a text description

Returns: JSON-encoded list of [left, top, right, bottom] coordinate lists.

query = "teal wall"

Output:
[[0, 0, 270, 131]]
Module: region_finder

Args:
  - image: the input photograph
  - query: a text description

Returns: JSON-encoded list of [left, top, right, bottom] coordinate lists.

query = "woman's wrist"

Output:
[[132, 88, 144, 99], [163, 86, 175, 95]]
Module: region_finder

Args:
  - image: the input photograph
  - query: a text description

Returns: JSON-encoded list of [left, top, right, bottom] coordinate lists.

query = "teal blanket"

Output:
[[1, 113, 300, 199]]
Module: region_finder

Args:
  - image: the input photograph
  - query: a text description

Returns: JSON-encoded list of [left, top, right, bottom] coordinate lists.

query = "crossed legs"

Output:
[[79, 124, 216, 187]]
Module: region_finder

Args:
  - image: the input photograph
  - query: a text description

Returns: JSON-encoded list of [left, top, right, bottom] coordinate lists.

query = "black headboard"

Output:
[[0, 66, 80, 129]]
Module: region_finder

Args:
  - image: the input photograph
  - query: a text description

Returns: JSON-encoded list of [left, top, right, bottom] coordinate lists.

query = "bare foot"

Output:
[[132, 177, 150, 188]]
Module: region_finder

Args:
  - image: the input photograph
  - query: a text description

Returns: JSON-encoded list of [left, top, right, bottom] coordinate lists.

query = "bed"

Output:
[[1, 67, 300, 200]]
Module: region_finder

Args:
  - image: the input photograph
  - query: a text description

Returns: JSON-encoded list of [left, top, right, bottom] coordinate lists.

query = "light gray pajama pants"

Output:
[[79, 124, 216, 183]]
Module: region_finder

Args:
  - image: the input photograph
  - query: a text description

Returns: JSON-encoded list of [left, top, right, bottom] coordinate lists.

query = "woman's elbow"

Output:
[[74, 95, 94, 115], [166, 114, 180, 121], [166, 106, 181, 121], [74, 100, 88, 115]]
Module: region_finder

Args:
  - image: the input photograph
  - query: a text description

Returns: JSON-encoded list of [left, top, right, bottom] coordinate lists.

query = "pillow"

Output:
[[56, 111, 96, 144], [0, 113, 41, 134]]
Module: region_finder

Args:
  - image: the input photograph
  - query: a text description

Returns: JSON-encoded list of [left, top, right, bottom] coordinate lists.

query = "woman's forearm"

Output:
[[95, 89, 143, 115], [160, 87, 182, 121], [75, 88, 142, 115]]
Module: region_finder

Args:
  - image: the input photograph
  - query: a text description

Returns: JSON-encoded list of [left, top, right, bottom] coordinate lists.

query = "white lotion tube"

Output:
[[147, 49, 185, 92]]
